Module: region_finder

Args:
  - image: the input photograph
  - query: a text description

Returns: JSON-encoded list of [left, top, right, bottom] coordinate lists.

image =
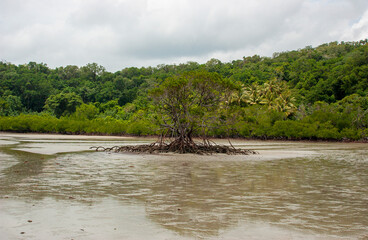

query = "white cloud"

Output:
[[1, 0, 368, 71], [342, 9, 368, 41]]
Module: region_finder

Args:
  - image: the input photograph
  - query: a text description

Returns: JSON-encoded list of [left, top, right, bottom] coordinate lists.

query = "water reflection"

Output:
[[0, 135, 367, 239], [141, 157, 368, 238], [0, 143, 51, 200]]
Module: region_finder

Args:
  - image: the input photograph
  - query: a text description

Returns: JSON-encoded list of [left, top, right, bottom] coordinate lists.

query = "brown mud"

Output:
[[0, 133, 367, 239]]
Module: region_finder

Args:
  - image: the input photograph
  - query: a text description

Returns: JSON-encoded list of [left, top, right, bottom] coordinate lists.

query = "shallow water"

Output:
[[0, 133, 367, 239]]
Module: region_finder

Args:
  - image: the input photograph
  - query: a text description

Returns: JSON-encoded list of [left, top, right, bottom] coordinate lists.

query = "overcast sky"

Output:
[[1, 0, 368, 72]]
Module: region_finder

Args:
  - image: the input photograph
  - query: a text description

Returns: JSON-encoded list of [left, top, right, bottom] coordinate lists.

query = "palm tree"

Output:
[[242, 82, 263, 105], [234, 79, 296, 118], [274, 89, 296, 117]]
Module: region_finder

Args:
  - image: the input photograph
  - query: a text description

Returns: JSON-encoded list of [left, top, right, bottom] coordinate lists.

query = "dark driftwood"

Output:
[[91, 138, 257, 155]]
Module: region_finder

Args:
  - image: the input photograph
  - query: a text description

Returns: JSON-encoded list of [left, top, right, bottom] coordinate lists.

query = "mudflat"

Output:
[[0, 133, 367, 239]]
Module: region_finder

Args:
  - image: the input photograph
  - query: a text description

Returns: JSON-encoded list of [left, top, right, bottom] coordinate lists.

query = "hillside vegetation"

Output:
[[1, 40, 367, 140]]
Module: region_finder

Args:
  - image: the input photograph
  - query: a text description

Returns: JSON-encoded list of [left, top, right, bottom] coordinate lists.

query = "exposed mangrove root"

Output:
[[91, 138, 258, 155]]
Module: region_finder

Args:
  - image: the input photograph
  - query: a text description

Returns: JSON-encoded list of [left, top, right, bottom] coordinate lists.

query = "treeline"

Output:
[[0, 40, 367, 140]]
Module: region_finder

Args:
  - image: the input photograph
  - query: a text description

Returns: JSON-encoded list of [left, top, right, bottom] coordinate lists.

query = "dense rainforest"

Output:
[[0, 40, 367, 140]]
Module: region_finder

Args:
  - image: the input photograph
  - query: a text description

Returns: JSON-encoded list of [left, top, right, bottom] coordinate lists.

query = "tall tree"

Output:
[[150, 70, 237, 153], [44, 92, 83, 117]]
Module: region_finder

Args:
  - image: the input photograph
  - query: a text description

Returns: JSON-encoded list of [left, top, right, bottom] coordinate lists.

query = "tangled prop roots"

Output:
[[90, 140, 257, 155]]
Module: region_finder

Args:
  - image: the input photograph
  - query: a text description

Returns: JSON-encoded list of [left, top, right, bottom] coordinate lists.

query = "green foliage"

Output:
[[0, 114, 58, 133], [74, 103, 99, 120], [126, 119, 157, 136], [0, 95, 23, 116], [232, 78, 297, 117], [44, 92, 83, 117], [0, 114, 129, 135], [150, 70, 237, 138], [0, 40, 367, 140]]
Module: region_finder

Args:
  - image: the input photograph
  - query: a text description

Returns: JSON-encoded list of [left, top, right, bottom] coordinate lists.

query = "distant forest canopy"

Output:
[[0, 40, 367, 140]]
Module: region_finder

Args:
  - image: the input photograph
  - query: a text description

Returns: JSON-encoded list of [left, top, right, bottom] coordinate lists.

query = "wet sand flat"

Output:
[[0, 133, 367, 239]]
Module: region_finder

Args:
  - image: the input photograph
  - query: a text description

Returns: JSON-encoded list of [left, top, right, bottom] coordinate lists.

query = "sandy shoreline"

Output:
[[1, 131, 367, 143], [0, 131, 359, 160]]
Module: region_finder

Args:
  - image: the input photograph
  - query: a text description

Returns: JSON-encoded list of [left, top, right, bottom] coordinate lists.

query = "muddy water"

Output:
[[0, 133, 367, 239]]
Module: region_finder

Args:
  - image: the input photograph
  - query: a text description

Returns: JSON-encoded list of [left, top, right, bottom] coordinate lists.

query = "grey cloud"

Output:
[[114, 0, 305, 58], [1, 0, 368, 71]]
